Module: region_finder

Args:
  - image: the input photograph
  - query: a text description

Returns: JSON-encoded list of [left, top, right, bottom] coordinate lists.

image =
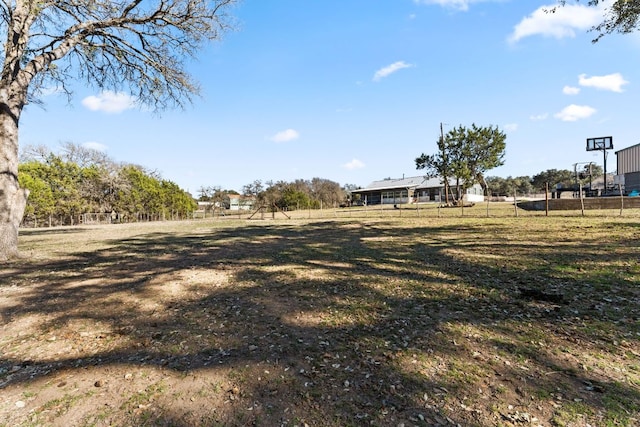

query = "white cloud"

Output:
[[530, 113, 549, 121], [82, 141, 108, 152], [373, 61, 414, 82], [578, 73, 628, 92], [563, 85, 580, 95], [504, 123, 518, 132], [82, 91, 137, 114], [343, 159, 365, 170], [508, 2, 608, 44], [413, 0, 495, 12], [270, 129, 300, 143], [554, 104, 597, 122]]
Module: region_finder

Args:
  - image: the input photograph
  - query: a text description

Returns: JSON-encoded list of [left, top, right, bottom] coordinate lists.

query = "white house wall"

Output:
[[465, 193, 485, 203]]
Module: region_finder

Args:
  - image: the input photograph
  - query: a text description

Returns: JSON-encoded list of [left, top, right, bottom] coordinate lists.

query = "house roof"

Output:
[[353, 175, 452, 192]]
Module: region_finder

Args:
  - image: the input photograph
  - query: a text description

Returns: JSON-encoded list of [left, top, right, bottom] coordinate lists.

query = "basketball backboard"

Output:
[[586, 136, 613, 151]]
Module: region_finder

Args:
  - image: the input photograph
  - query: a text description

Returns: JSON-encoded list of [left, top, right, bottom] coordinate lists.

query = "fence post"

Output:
[[545, 182, 549, 217], [486, 191, 490, 218]]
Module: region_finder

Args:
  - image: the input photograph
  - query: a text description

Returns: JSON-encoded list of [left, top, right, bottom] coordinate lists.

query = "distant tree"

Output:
[[243, 180, 265, 203], [513, 176, 534, 195], [557, 1, 640, 42], [117, 166, 151, 221], [43, 155, 85, 224], [579, 163, 603, 179], [290, 179, 312, 196], [238, 178, 350, 210], [282, 187, 311, 210], [258, 181, 280, 210], [342, 183, 361, 206], [416, 124, 506, 205], [59, 142, 111, 168], [486, 176, 534, 197], [531, 169, 574, 192], [19, 144, 52, 163], [0, 0, 238, 259], [343, 183, 360, 193], [162, 180, 197, 220], [415, 126, 453, 203], [310, 178, 345, 208], [198, 186, 217, 201], [486, 176, 510, 197], [18, 163, 55, 227], [198, 185, 228, 215]]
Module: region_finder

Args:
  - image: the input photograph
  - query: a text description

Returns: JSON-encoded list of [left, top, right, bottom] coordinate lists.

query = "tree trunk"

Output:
[[0, 103, 27, 260], [0, 183, 28, 259]]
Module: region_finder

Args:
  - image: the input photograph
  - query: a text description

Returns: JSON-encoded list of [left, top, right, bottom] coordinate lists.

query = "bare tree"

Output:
[[242, 179, 264, 202], [19, 144, 53, 163], [557, 0, 640, 42], [59, 141, 111, 168], [0, 0, 237, 259]]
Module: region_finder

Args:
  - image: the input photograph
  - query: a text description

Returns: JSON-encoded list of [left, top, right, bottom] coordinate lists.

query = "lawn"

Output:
[[1, 207, 639, 426]]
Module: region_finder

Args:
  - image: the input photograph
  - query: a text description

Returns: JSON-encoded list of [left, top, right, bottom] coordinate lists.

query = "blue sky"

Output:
[[19, 0, 640, 194]]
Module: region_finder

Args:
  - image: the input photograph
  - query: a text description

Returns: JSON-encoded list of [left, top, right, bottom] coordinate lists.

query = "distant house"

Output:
[[228, 194, 256, 211], [351, 176, 485, 205], [194, 196, 255, 217]]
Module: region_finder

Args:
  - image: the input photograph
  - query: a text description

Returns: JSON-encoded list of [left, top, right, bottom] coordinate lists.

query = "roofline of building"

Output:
[[351, 175, 476, 193], [615, 142, 640, 154]]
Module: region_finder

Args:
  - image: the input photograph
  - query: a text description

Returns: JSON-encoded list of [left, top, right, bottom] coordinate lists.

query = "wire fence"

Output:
[[20, 199, 640, 229], [242, 199, 640, 221]]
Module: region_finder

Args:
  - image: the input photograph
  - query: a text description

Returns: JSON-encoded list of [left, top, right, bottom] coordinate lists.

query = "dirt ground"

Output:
[[1, 216, 639, 426]]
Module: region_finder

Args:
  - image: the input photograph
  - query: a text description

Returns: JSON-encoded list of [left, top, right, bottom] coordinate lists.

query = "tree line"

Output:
[[18, 143, 356, 227], [198, 178, 354, 212], [18, 143, 197, 227], [486, 164, 603, 197]]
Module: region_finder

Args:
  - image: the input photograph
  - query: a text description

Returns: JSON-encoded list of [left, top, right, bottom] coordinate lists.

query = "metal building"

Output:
[[615, 143, 640, 194]]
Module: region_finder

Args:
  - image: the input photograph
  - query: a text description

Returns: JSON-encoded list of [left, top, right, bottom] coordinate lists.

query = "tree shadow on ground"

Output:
[[1, 219, 639, 426]]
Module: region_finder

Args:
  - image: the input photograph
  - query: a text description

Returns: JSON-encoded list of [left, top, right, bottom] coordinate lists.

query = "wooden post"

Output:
[[579, 182, 585, 216], [486, 189, 490, 218], [619, 183, 624, 216], [545, 182, 549, 217]]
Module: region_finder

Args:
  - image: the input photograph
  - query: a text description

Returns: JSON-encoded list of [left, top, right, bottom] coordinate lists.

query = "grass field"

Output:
[[1, 204, 639, 426]]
